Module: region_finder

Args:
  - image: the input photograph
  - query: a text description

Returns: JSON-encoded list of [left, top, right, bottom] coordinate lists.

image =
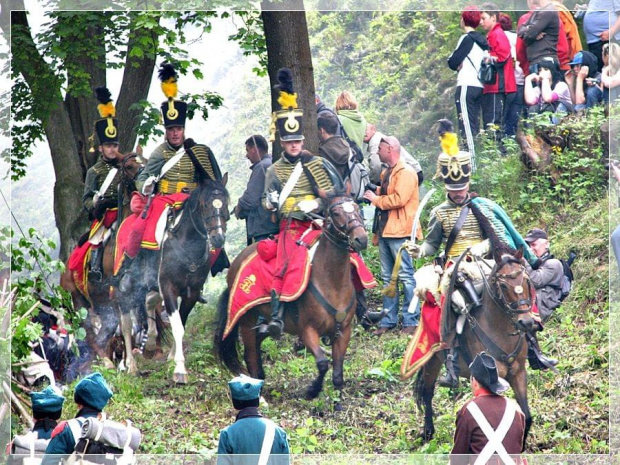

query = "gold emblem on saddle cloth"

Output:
[[240, 274, 257, 294]]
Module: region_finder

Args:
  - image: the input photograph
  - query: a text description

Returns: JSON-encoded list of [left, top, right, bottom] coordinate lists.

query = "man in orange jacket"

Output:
[[363, 136, 421, 336]]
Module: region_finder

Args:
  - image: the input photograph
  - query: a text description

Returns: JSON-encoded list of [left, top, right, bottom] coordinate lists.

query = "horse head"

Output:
[[318, 182, 367, 252], [490, 247, 536, 333], [119, 152, 143, 192], [191, 173, 230, 249]]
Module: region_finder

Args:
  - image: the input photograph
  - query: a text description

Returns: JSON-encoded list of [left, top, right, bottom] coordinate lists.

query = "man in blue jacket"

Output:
[[217, 375, 289, 465]]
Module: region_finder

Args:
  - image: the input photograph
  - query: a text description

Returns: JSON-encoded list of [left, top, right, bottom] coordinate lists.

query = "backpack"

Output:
[[344, 147, 370, 203], [558, 253, 576, 302], [11, 431, 49, 465], [67, 414, 141, 465], [339, 126, 364, 164]]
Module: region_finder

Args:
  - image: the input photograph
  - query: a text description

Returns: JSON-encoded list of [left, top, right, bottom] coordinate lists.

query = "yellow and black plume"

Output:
[[437, 118, 458, 156], [95, 86, 115, 118], [274, 68, 297, 110], [158, 63, 178, 100]]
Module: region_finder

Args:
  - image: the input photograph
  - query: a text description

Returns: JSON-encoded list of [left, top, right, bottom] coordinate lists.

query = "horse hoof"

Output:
[[173, 373, 188, 384], [305, 387, 320, 400]]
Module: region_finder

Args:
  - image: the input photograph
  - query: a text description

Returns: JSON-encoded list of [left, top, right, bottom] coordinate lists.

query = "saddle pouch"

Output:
[[257, 238, 278, 261]]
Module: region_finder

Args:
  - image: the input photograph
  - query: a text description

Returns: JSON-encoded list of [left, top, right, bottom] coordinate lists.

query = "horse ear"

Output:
[[221, 172, 228, 187], [344, 179, 352, 196], [493, 247, 503, 264], [136, 145, 143, 156], [317, 187, 328, 199], [514, 245, 524, 260]]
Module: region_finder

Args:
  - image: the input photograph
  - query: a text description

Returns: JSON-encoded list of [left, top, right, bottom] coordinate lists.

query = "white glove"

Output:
[[142, 176, 157, 195], [470, 239, 490, 258], [266, 190, 279, 209], [93, 192, 101, 206], [404, 240, 423, 259], [297, 199, 319, 213]]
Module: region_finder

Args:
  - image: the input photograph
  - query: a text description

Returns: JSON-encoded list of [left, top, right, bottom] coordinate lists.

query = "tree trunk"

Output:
[[11, 11, 87, 260], [261, 3, 317, 160], [116, 12, 161, 155]]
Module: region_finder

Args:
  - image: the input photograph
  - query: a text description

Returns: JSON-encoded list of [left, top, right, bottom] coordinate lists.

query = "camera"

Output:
[[365, 182, 379, 192]]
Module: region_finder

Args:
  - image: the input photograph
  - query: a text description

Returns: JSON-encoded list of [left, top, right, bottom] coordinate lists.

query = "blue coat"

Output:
[[41, 409, 99, 465], [217, 407, 290, 465]]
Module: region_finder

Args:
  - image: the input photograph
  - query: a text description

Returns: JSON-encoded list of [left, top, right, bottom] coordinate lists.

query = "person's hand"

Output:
[[536, 32, 546, 41], [297, 199, 319, 213], [611, 161, 620, 183], [577, 65, 589, 80], [470, 239, 490, 258], [142, 176, 157, 195], [266, 190, 279, 209], [363, 189, 377, 202], [601, 30, 610, 42], [404, 240, 422, 258], [233, 204, 240, 217]]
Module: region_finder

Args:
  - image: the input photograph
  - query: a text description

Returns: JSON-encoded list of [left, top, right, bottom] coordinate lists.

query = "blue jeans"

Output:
[[378, 237, 419, 328]]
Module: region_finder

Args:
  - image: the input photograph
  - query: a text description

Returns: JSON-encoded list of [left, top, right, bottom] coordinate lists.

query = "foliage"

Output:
[[2, 226, 83, 365], [227, 11, 268, 77]]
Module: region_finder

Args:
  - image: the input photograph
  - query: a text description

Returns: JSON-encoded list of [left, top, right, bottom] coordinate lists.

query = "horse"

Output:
[[116, 174, 230, 382], [60, 152, 142, 367], [214, 185, 367, 400], [415, 246, 536, 450]]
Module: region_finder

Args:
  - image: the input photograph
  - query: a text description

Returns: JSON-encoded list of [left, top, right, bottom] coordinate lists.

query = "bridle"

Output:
[[321, 197, 365, 250], [187, 186, 228, 241], [486, 256, 534, 325], [120, 153, 139, 191]]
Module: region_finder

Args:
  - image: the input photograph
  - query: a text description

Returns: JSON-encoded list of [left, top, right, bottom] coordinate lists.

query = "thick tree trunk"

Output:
[[11, 11, 87, 260], [261, 3, 317, 160], [116, 12, 161, 155]]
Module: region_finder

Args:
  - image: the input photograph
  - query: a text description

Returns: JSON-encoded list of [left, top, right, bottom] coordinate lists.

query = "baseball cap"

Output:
[[524, 228, 548, 243]]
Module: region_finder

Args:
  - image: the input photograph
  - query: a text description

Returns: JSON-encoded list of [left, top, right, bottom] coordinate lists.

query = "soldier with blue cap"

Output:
[[8, 386, 65, 460], [217, 375, 290, 465], [42, 372, 113, 464]]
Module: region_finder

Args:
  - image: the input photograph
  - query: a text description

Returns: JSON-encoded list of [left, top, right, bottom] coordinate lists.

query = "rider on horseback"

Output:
[[117, 63, 227, 291], [83, 87, 125, 282], [406, 119, 557, 388], [261, 68, 344, 339]]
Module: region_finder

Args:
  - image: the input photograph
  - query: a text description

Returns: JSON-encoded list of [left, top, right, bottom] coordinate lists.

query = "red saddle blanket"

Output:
[[114, 193, 187, 274], [223, 231, 377, 339], [67, 210, 118, 300]]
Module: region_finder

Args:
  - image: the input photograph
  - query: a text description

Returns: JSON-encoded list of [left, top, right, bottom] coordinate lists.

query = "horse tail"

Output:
[[154, 309, 171, 347], [213, 288, 244, 374]]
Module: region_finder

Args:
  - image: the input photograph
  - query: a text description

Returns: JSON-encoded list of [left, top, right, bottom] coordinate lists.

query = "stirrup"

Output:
[[438, 372, 459, 388], [267, 319, 283, 339]]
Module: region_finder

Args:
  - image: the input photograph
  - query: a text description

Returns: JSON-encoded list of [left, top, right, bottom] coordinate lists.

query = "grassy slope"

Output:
[[60, 159, 608, 456]]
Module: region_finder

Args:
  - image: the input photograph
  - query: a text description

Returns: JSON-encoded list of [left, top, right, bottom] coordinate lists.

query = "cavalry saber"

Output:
[[383, 187, 437, 299], [278, 160, 303, 210]]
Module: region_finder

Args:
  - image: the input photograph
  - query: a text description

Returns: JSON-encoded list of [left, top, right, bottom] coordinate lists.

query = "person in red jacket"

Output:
[[480, 3, 516, 147]]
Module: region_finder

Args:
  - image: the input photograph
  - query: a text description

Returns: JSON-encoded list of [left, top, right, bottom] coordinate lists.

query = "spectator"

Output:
[[552, 0, 583, 61], [480, 3, 516, 145], [317, 112, 351, 180], [8, 386, 65, 460], [499, 12, 525, 138], [517, 0, 560, 69], [565, 50, 604, 109], [601, 42, 620, 103], [363, 136, 420, 336], [315, 93, 342, 134], [217, 375, 289, 465], [524, 57, 573, 120], [334, 91, 367, 153], [234, 135, 279, 246], [523, 228, 565, 322], [448, 6, 489, 163], [450, 352, 526, 465], [42, 372, 113, 464], [581, 0, 620, 72], [363, 124, 423, 185]]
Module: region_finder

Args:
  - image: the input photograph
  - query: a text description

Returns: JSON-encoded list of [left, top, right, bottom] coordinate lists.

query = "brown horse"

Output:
[[116, 174, 230, 382], [215, 186, 367, 399], [415, 247, 536, 450], [60, 152, 142, 367]]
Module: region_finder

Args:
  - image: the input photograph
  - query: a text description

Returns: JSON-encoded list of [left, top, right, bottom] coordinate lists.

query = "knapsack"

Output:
[[344, 147, 370, 203], [11, 431, 49, 465], [339, 126, 364, 164], [558, 252, 576, 302], [67, 414, 141, 465]]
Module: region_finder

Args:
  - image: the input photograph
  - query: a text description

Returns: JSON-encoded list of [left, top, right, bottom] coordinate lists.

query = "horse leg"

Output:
[[419, 354, 443, 441], [162, 288, 187, 384], [144, 291, 161, 355], [510, 366, 532, 451], [300, 328, 329, 400], [120, 311, 137, 375], [92, 305, 117, 369], [239, 315, 265, 380], [331, 324, 352, 391]]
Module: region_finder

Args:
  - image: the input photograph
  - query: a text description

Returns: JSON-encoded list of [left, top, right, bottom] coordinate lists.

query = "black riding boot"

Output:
[[438, 348, 460, 388], [455, 272, 482, 312], [88, 247, 104, 282], [527, 333, 558, 370], [267, 290, 284, 339]]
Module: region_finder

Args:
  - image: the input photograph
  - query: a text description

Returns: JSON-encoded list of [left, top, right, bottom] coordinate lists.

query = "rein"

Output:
[[321, 198, 365, 250]]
